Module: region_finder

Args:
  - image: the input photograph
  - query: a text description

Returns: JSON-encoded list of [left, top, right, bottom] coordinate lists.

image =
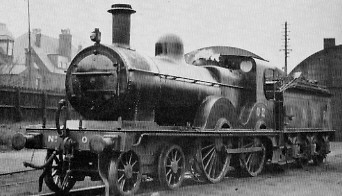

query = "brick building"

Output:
[[290, 38, 342, 140], [0, 26, 78, 90]]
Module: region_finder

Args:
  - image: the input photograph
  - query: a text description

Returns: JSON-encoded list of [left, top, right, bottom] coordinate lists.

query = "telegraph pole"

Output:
[[27, 0, 32, 88], [280, 22, 291, 75]]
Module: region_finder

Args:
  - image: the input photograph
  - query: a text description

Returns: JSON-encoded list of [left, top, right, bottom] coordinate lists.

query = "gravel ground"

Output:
[[1, 143, 342, 196]]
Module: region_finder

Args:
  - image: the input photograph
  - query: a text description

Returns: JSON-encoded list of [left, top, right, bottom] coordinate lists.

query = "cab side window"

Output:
[[264, 69, 277, 100]]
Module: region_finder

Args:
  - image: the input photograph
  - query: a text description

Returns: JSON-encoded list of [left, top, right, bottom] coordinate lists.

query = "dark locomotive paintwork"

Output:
[[282, 80, 331, 129], [66, 42, 262, 129], [11, 3, 334, 196]]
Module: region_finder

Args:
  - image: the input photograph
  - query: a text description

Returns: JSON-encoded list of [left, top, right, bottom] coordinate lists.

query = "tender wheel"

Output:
[[313, 135, 325, 166], [108, 151, 142, 196], [195, 138, 231, 183], [158, 144, 186, 190], [44, 150, 76, 193], [295, 136, 310, 168], [313, 155, 324, 166], [238, 137, 266, 177]]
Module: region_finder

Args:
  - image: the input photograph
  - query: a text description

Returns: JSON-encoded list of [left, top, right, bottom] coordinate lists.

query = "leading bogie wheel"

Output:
[[108, 150, 142, 196], [158, 144, 186, 190], [44, 150, 76, 194], [238, 137, 266, 177]]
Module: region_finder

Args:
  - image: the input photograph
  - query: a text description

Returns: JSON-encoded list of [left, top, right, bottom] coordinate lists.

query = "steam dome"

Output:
[[155, 34, 184, 59]]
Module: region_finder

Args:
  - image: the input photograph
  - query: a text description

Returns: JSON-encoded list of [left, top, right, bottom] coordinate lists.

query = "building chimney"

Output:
[[32, 28, 41, 47], [324, 38, 335, 49], [107, 4, 136, 48], [58, 29, 72, 61]]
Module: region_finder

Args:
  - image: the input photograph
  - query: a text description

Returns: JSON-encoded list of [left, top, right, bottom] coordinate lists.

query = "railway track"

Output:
[[33, 185, 105, 196], [29, 174, 196, 196], [0, 168, 37, 177]]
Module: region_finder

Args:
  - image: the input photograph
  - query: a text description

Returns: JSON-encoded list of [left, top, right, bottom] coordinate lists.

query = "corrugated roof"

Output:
[[290, 44, 342, 76]]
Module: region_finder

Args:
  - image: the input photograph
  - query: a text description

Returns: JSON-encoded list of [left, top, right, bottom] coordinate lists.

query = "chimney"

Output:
[[58, 29, 72, 61], [32, 28, 41, 47], [107, 4, 136, 48], [324, 38, 335, 49]]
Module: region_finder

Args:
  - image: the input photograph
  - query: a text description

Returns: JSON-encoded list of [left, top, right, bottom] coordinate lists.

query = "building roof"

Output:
[[33, 45, 64, 74], [0, 23, 14, 41], [13, 31, 78, 74], [290, 44, 342, 75], [0, 64, 27, 74]]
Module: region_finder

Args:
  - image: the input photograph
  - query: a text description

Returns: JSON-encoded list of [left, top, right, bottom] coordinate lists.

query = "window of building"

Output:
[[36, 77, 41, 88]]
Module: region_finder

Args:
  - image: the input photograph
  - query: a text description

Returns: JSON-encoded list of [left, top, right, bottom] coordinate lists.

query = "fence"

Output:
[[0, 85, 74, 122]]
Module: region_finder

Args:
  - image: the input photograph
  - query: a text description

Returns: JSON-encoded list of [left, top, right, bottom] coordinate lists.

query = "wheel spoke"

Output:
[[118, 174, 125, 182], [167, 172, 172, 184], [128, 152, 133, 165], [120, 179, 126, 191], [247, 154, 253, 172], [202, 144, 215, 151], [204, 148, 215, 170], [174, 150, 178, 161], [210, 153, 217, 178], [203, 147, 215, 161], [177, 157, 183, 167], [246, 153, 252, 166], [131, 160, 138, 168], [166, 168, 172, 176]]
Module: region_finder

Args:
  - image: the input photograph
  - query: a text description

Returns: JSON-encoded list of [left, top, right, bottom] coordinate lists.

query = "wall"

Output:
[[0, 85, 76, 122]]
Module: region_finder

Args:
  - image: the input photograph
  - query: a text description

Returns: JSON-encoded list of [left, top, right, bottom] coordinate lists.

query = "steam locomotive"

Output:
[[12, 3, 334, 196]]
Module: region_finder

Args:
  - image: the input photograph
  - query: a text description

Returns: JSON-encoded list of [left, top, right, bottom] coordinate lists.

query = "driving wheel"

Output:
[[195, 138, 231, 183], [238, 137, 266, 177]]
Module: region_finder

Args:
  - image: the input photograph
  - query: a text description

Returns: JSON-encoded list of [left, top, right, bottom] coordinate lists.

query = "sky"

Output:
[[1, 0, 341, 73]]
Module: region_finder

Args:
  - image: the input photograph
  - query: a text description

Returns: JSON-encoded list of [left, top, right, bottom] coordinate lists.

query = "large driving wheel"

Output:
[[158, 144, 186, 190], [195, 138, 231, 183], [108, 151, 142, 196], [238, 137, 266, 177], [44, 150, 76, 193]]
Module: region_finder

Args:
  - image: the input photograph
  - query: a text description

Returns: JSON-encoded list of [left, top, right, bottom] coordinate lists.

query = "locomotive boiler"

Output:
[[12, 3, 334, 196]]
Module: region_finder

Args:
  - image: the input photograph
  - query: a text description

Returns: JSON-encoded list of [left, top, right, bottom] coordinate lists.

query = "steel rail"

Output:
[[0, 168, 37, 177], [32, 185, 105, 196]]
